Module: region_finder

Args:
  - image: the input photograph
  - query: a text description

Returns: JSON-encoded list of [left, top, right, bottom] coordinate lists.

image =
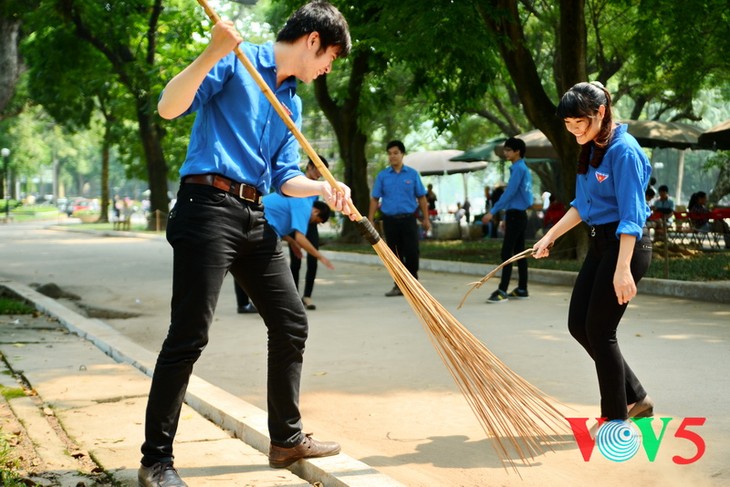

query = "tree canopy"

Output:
[[2, 0, 729, 237]]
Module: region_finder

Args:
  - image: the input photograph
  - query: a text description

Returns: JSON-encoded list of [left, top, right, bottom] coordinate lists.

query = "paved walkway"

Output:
[[1, 221, 729, 486], [0, 282, 402, 486]]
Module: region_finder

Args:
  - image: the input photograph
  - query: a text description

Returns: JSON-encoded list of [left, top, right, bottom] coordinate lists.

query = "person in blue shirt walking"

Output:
[[482, 137, 533, 303], [368, 140, 431, 297], [533, 81, 654, 422], [139, 3, 353, 486]]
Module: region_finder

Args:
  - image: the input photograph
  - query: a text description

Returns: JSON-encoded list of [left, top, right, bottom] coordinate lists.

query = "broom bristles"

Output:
[[371, 240, 567, 471]]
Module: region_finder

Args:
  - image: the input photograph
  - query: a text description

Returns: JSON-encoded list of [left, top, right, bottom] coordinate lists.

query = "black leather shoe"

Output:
[[269, 434, 341, 468], [237, 303, 258, 314], [384, 286, 403, 297], [138, 462, 188, 487]]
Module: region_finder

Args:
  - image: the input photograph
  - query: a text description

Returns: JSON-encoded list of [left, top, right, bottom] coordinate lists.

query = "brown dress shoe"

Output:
[[628, 395, 654, 418], [269, 434, 341, 468]]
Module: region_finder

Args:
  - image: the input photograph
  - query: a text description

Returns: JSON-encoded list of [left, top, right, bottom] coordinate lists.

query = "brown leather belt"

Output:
[[183, 174, 262, 204]]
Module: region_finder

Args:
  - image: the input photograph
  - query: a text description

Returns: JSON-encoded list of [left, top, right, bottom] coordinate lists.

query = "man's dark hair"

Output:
[[504, 137, 526, 158], [308, 155, 329, 168], [313, 200, 331, 223], [277, 1, 351, 58], [386, 140, 406, 154], [658, 184, 669, 193]]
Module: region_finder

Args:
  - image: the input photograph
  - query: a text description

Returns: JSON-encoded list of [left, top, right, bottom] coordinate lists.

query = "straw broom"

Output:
[[195, 0, 568, 469], [458, 248, 536, 309]]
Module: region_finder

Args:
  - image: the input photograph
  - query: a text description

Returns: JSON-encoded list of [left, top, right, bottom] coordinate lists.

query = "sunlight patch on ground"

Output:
[[657, 334, 725, 343]]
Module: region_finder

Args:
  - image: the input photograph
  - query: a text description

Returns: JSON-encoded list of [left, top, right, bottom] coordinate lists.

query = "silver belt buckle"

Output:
[[591, 225, 596, 237]]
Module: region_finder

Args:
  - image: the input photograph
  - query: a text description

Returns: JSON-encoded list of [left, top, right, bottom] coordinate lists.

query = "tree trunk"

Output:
[[136, 97, 169, 231], [479, 0, 588, 258], [338, 127, 370, 242], [98, 124, 110, 223], [314, 49, 371, 242], [709, 157, 730, 204], [0, 14, 21, 114]]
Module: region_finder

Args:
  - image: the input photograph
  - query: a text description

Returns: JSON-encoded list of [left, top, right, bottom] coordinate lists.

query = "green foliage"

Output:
[[629, 0, 730, 117], [0, 386, 25, 401], [0, 296, 34, 314], [0, 439, 23, 487]]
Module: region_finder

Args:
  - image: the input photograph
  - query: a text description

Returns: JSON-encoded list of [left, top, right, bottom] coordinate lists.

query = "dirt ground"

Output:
[[0, 314, 114, 487]]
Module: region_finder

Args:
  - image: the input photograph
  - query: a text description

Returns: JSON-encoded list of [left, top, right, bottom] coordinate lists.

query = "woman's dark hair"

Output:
[[276, 1, 351, 58], [557, 81, 614, 174]]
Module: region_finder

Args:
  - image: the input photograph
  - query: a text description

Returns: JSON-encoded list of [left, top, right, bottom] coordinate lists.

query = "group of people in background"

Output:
[[687, 191, 730, 248], [646, 182, 729, 248]]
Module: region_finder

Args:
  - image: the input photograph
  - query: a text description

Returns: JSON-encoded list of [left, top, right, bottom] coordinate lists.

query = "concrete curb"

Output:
[[1, 280, 404, 487], [322, 250, 730, 303]]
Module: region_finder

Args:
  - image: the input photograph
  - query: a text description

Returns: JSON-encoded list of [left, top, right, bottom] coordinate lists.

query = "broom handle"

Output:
[[195, 0, 363, 221]]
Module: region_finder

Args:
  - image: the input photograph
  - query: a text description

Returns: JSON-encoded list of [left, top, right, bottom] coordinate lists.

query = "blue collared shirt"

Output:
[[262, 192, 313, 237], [175, 42, 303, 195], [371, 164, 427, 216], [490, 159, 533, 214], [571, 124, 652, 239]]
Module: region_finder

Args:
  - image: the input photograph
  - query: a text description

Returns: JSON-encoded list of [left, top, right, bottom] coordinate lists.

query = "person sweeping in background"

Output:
[[532, 81, 654, 423], [234, 196, 335, 313], [292, 156, 331, 310]]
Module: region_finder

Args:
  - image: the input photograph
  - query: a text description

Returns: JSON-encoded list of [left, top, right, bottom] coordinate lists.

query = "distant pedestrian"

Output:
[[368, 140, 430, 297], [482, 137, 533, 303], [426, 183, 438, 218]]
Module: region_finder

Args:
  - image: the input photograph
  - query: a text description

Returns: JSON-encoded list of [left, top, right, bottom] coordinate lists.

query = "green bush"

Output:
[[0, 297, 35, 314]]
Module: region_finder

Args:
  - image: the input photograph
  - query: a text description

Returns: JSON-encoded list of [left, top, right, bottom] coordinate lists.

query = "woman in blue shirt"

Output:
[[533, 82, 654, 422]]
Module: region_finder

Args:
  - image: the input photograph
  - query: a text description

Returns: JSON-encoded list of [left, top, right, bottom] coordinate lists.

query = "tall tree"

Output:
[[0, 1, 29, 116], [22, 0, 203, 229]]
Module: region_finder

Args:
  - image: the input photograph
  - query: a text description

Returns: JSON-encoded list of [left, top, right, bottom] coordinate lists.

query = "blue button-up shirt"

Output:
[[571, 124, 652, 239], [371, 164, 427, 216], [176, 42, 303, 195], [262, 192, 313, 237], [490, 159, 533, 214]]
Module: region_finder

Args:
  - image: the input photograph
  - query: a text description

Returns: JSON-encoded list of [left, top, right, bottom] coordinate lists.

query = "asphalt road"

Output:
[[1, 221, 729, 486]]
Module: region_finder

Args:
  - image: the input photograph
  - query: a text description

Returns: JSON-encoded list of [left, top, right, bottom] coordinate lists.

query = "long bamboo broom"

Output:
[[195, 0, 567, 469]]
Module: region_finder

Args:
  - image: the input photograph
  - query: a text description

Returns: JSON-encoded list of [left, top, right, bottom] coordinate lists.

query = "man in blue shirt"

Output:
[[368, 140, 431, 297], [482, 137, 533, 303], [139, 3, 353, 486]]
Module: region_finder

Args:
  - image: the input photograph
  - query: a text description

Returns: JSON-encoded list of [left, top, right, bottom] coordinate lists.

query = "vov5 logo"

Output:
[[567, 417, 706, 464]]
